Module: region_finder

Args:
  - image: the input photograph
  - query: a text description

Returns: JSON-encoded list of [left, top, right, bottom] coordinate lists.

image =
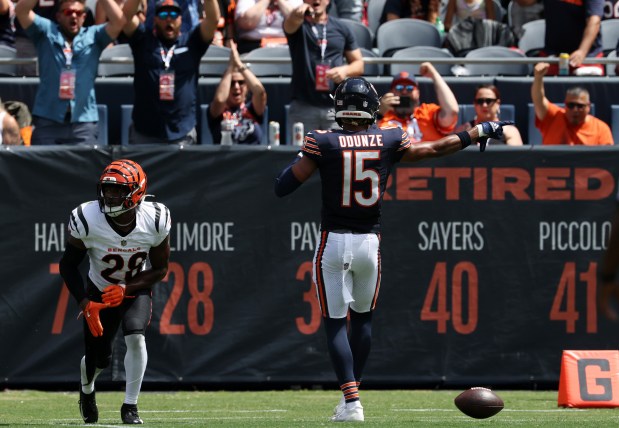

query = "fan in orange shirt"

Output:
[[531, 62, 613, 145], [377, 64, 459, 143]]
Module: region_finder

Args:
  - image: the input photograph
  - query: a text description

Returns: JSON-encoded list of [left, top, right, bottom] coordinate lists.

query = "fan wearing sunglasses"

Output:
[[454, 84, 523, 146], [14, 0, 125, 145], [377, 64, 459, 143], [122, 0, 221, 144], [531, 62, 613, 145], [208, 40, 267, 144]]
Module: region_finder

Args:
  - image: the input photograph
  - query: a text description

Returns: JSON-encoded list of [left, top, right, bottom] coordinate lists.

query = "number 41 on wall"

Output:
[[550, 262, 598, 334]]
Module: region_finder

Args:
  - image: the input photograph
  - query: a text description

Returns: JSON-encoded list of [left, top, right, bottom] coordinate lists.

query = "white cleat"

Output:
[[331, 401, 364, 422], [332, 396, 345, 417]]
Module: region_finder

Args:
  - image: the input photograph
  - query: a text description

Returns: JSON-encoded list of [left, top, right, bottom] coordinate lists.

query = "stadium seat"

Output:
[[200, 104, 269, 145], [457, 103, 515, 126], [390, 46, 454, 76], [601, 19, 619, 55], [376, 18, 442, 57], [200, 45, 231, 77], [0, 45, 17, 76], [606, 50, 617, 76], [340, 18, 374, 50], [97, 44, 134, 77], [360, 47, 382, 76], [96, 104, 108, 146], [120, 104, 132, 146], [464, 46, 530, 76], [527, 102, 596, 145], [611, 105, 619, 145], [243, 46, 292, 77], [517, 19, 545, 57], [367, 0, 387, 36]]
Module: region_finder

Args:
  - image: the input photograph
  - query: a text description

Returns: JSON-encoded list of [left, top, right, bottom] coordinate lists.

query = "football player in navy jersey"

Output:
[[59, 159, 171, 425], [274, 77, 511, 422]]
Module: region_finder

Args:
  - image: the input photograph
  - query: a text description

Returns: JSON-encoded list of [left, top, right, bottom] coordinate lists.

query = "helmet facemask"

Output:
[[98, 182, 137, 217], [97, 159, 147, 217]]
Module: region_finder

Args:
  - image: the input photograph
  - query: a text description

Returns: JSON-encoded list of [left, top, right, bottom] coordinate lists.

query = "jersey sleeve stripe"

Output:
[[153, 202, 161, 233], [398, 131, 411, 151], [75, 205, 89, 236]]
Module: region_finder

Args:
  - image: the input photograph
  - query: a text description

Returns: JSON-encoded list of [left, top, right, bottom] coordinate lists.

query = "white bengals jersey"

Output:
[[67, 200, 171, 291]]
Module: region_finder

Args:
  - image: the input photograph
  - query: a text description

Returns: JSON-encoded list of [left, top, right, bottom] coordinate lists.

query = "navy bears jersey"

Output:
[[302, 124, 411, 233]]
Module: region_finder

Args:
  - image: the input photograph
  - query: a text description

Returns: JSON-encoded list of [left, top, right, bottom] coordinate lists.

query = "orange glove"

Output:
[[78, 301, 109, 337], [102, 284, 127, 307]]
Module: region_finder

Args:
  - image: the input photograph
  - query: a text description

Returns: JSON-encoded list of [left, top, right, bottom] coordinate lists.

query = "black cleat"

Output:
[[121, 403, 144, 424], [78, 388, 99, 423]]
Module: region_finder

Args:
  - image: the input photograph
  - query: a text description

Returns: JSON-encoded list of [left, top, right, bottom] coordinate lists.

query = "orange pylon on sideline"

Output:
[[558, 350, 619, 408]]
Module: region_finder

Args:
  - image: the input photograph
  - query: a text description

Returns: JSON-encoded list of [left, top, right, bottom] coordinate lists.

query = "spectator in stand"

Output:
[[0, 0, 15, 49], [234, 0, 300, 54], [377, 67, 459, 143], [122, 0, 220, 144], [541, 0, 604, 75], [14, 0, 95, 76], [381, 0, 441, 24], [455, 84, 523, 146], [0, 102, 22, 145], [3, 100, 33, 145], [508, 0, 543, 40], [15, 0, 125, 144], [144, 0, 202, 33], [283, 0, 363, 134], [208, 40, 267, 144], [328, 0, 363, 20], [213, 0, 236, 47], [96, 0, 146, 45], [531, 62, 613, 145], [443, 0, 495, 32]]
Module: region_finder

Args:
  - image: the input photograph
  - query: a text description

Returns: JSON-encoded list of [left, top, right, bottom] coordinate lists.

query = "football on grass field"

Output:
[[454, 387, 504, 419]]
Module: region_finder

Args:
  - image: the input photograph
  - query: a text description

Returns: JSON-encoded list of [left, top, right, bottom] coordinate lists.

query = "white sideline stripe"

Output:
[[139, 409, 288, 413]]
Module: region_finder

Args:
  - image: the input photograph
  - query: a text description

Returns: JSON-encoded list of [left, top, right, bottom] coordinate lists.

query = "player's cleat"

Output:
[[331, 401, 364, 422], [121, 403, 144, 424], [332, 396, 345, 417], [78, 388, 99, 423]]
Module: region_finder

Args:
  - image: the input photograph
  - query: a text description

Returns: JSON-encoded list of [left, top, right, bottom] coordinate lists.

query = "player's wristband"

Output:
[[457, 131, 472, 149]]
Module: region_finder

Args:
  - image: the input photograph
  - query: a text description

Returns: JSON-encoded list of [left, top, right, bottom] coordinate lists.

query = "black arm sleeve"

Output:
[[59, 242, 88, 305]]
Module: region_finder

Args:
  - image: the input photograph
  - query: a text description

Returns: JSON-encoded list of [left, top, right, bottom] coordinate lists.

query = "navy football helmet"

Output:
[[334, 77, 380, 126]]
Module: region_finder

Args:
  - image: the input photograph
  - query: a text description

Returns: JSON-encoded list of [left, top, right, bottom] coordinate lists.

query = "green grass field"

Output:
[[2, 389, 619, 427]]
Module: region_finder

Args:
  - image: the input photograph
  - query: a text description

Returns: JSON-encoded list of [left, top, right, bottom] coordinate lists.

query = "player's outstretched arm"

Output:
[[401, 120, 513, 162], [274, 153, 317, 197]]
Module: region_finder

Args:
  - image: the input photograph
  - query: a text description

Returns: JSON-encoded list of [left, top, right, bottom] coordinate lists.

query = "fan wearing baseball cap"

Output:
[[121, 0, 220, 144], [377, 63, 459, 143]]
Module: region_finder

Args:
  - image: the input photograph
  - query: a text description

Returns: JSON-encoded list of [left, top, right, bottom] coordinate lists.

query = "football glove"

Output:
[[78, 301, 109, 337], [477, 121, 514, 152], [102, 284, 128, 307]]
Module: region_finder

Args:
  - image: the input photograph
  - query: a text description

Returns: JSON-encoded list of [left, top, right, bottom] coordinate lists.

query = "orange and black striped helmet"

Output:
[[97, 159, 147, 217]]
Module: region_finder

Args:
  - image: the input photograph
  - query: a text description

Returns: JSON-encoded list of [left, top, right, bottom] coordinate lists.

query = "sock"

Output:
[[340, 381, 360, 404], [123, 334, 147, 405], [80, 356, 102, 394]]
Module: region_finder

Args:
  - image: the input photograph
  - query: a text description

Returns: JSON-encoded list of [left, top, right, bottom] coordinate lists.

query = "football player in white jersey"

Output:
[[59, 159, 171, 425]]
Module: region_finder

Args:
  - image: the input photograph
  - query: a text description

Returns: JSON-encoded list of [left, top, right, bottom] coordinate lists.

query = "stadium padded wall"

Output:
[[1, 145, 619, 388]]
